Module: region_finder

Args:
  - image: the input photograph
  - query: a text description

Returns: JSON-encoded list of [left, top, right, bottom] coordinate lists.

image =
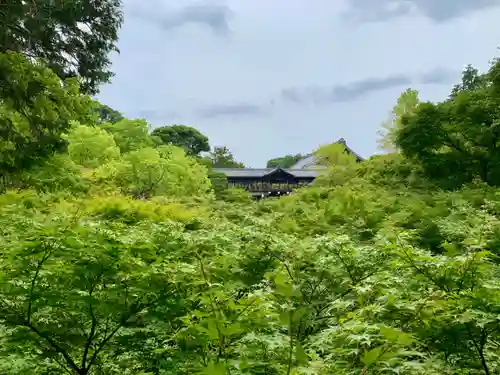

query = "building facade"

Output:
[[214, 138, 362, 198]]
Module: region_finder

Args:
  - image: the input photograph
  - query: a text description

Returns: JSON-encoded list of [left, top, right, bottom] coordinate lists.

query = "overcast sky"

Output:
[[97, 0, 500, 167]]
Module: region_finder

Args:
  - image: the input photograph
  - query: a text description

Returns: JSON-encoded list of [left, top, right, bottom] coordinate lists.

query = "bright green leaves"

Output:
[[94, 146, 212, 199], [377, 88, 420, 152], [3, 179, 500, 375], [0, 198, 198, 374], [361, 345, 383, 367], [65, 123, 121, 168], [101, 118, 155, 153], [201, 361, 226, 375], [274, 272, 302, 298], [314, 142, 357, 168], [0, 52, 94, 174]]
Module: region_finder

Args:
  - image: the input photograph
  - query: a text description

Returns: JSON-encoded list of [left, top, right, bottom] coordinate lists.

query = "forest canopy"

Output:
[[2, 2, 500, 375]]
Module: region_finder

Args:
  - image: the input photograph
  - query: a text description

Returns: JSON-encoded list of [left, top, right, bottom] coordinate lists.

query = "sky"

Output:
[[97, 0, 500, 167]]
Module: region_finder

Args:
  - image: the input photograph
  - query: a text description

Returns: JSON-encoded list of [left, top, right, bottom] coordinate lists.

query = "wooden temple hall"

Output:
[[214, 167, 320, 198], [214, 138, 363, 198]]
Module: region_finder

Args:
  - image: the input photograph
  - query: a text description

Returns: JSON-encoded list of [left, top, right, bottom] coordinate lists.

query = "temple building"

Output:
[[214, 138, 362, 198]]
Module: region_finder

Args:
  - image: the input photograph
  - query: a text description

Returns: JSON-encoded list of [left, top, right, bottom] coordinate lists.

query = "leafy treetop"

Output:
[[151, 125, 211, 156], [0, 0, 124, 95], [396, 58, 500, 188], [266, 154, 305, 168], [207, 146, 245, 168], [0, 52, 94, 174]]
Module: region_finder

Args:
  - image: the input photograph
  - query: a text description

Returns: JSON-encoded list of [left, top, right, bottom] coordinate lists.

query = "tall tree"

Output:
[[377, 88, 420, 152], [450, 64, 485, 98], [396, 59, 500, 187], [0, 52, 94, 173], [0, 0, 124, 95], [208, 146, 245, 168], [151, 125, 210, 156], [266, 154, 304, 168]]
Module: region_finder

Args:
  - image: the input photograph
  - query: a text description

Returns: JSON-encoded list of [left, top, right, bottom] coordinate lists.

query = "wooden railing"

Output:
[[228, 180, 311, 193]]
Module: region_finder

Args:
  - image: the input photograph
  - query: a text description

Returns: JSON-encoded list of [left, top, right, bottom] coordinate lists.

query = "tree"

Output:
[[16, 154, 90, 194], [396, 59, 500, 187], [377, 88, 420, 152], [266, 154, 304, 168], [151, 125, 210, 156], [450, 64, 485, 98], [94, 102, 124, 124], [0, 196, 189, 375], [101, 118, 154, 153], [0, 52, 94, 174], [314, 142, 357, 167], [0, 0, 124, 95], [95, 146, 211, 199], [65, 123, 121, 168], [208, 169, 229, 197], [208, 146, 245, 168]]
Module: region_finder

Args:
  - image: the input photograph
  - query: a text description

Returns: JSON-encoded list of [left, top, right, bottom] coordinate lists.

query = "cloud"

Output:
[[281, 75, 413, 104], [418, 67, 459, 84], [197, 103, 266, 118], [344, 0, 500, 22], [127, 109, 180, 125], [133, 3, 233, 35]]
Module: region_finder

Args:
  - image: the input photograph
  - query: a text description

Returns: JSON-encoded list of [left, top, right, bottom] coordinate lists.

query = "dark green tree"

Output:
[[450, 64, 485, 98], [208, 146, 245, 168], [151, 125, 210, 156], [396, 59, 500, 188], [94, 102, 124, 124], [0, 0, 124, 95]]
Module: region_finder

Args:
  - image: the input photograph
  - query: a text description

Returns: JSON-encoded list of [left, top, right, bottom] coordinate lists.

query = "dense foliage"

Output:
[[396, 59, 500, 188], [0, 52, 94, 174], [2, 4, 500, 374], [151, 125, 211, 156], [266, 154, 305, 168], [206, 146, 245, 168], [0, 0, 124, 95]]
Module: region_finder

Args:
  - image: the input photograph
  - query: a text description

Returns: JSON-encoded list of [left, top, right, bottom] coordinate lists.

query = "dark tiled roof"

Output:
[[214, 168, 321, 178]]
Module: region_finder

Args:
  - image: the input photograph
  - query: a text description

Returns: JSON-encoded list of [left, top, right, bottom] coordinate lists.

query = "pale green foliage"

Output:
[[377, 88, 420, 152], [65, 123, 121, 168], [218, 187, 252, 203], [5, 184, 500, 375], [95, 146, 211, 199], [312, 143, 357, 187], [101, 118, 154, 153], [4, 32, 500, 375], [314, 142, 357, 167]]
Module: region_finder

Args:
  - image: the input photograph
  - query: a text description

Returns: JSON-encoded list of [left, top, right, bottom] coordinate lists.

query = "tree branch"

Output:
[[27, 247, 52, 323], [22, 320, 80, 374]]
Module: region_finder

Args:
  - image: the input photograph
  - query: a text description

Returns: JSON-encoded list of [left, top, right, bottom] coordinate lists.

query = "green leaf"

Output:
[[361, 346, 383, 367], [202, 362, 226, 375], [295, 342, 309, 365]]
